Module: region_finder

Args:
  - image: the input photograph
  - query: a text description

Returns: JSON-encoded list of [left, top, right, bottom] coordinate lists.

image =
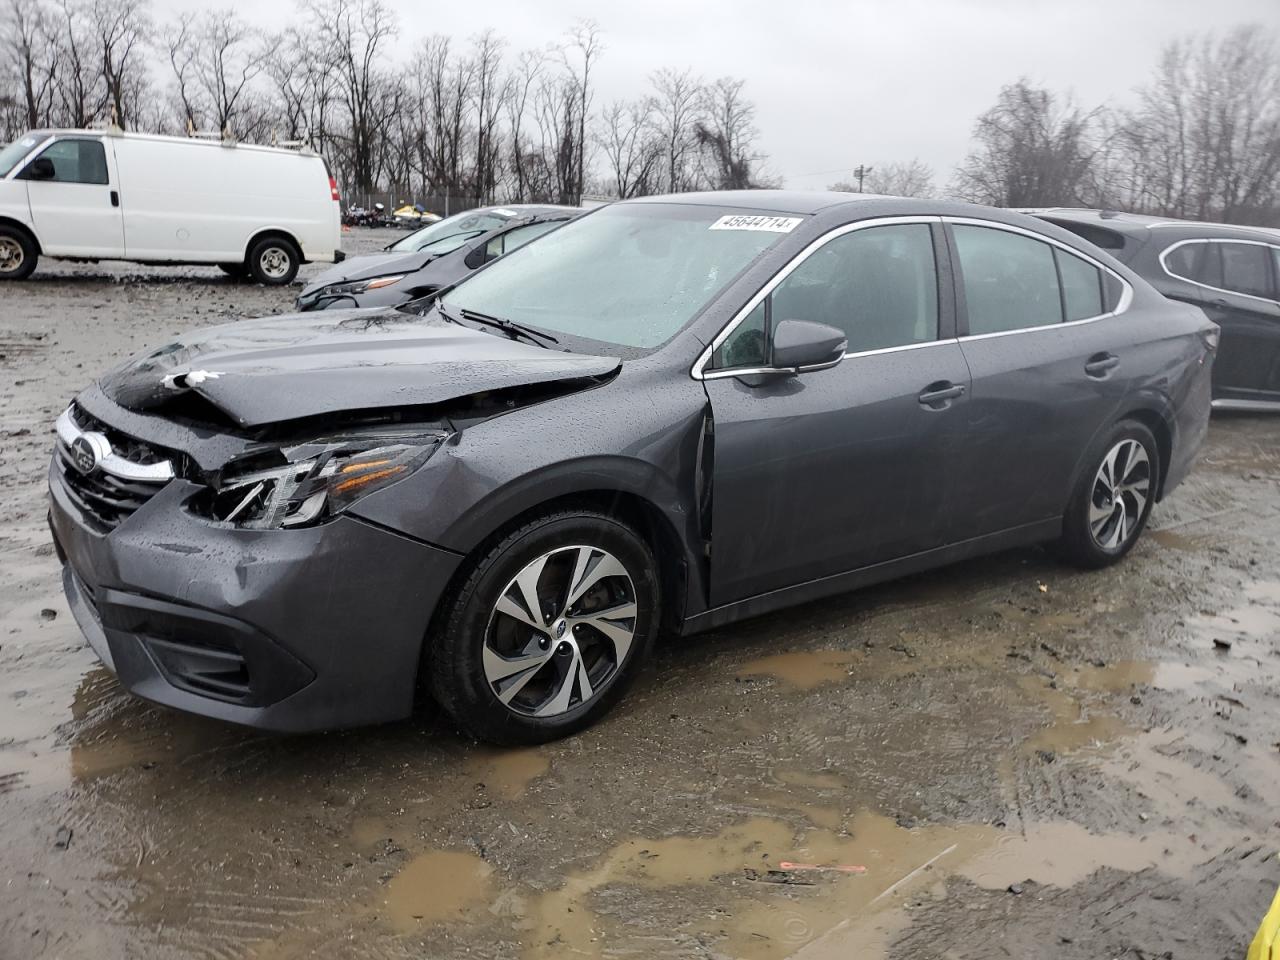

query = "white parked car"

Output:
[[0, 129, 344, 284]]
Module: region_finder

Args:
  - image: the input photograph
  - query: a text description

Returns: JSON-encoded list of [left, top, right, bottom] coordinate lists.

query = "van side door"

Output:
[[18, 136, 124, 258]]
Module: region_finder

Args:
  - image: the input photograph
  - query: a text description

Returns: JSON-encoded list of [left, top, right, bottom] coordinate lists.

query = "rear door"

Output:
[[20, 136, 124, 257], [945, 220, 1131, 541], [1166, 239, 1280, 403], [702, 218, 972, 605]]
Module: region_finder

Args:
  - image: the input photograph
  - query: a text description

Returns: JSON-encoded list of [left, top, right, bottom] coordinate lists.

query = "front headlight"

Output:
[[199, 431, 444, 529], [326, 274, 406, 296]]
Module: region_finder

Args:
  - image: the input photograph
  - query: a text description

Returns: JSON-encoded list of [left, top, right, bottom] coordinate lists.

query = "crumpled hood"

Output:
[[300, 250, 436, 294], [98, 309, 620, 428]]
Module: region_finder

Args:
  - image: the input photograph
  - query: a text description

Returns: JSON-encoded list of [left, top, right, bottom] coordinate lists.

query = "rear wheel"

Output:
[[0, 227, 37, 280], [428, 510, 659, 744], [246, 236, 300, 286], [1058, 420, 1159, 568]]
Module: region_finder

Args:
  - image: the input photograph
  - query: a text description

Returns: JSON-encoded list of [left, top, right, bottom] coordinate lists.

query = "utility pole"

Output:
[[852, 164, 873, 193]]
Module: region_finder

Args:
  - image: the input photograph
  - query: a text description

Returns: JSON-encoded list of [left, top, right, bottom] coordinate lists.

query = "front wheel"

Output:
[[247, 236, 300, 286], [0, 227, 37, 280], [1058, 420, 1160, 568], [428, 510, 659, 744]]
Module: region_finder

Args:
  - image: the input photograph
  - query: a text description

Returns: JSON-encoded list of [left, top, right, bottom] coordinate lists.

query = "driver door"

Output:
[[701, 219, 971, 606], [21, 136, 124, 257]]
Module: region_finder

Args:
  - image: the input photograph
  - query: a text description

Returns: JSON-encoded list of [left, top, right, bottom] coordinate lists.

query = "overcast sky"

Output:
[[174, 0, 1278, 190]]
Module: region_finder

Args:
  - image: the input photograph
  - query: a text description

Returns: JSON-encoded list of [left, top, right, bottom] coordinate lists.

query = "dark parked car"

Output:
[[296, 204, 578, 311], [1029, 208, 1279, 409], [48, 192, 1216, 744]]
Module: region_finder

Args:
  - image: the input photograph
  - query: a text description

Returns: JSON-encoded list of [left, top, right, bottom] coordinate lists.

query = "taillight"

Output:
[[329, 177, 340, 202]]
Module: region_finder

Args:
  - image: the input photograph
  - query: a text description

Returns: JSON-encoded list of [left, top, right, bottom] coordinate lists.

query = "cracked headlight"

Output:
[[325, 274, 406, 296], [203, 433, 444, 529]]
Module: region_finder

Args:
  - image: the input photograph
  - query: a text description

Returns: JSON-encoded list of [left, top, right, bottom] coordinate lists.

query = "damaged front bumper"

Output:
[[48, 468, 461, 732]]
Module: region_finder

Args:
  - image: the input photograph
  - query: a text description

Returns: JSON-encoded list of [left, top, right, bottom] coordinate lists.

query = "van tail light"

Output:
[[329, 177, 340, 202]]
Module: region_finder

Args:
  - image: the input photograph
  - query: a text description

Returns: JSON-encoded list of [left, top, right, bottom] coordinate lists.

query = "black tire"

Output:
[[246, 236, 300, 286], [1058, 419, 1160, 569], [428, 509, 660, 745], [218, 262, 246, 279], [0, 226, 38, 280]]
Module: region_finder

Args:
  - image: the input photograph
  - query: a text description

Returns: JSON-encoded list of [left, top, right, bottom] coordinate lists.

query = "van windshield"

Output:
[[388, 209, 520, 253], [0, 133, 51, 177]]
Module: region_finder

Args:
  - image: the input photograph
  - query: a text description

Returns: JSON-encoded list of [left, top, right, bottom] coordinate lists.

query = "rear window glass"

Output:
[[953, 225, 1061, 334], [1220, 242, 1274, 299], [1055, 248, 1104, 321]]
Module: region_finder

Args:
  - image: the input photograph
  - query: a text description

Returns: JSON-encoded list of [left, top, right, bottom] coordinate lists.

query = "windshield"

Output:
[[0, 133, 51, 178], [388, 209, 522, 253], [442, 203, 799, 349]]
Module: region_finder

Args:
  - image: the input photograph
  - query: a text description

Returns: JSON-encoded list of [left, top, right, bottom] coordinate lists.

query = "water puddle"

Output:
[[736, 650, 859, 689], [464, 747, 549, 800], [1148, 527, 1206, 551], [380, 849, 493, 933]]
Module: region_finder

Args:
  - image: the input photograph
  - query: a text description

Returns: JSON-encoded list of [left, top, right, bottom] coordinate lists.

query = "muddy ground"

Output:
[[1, 231, 1278, 960]]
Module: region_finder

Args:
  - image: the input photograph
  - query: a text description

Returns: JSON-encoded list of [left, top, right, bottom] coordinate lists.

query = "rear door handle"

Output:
[[110, 190, 119, 207], [918, 381, 965, 409], [1084, 352, 1120, 378]]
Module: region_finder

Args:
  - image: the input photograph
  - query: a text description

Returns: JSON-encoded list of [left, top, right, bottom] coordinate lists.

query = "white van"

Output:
[[0, 128, 344, 285]]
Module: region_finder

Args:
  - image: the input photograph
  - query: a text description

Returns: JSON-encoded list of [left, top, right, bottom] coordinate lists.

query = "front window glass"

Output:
[[771, 224, 937, 353], [954, 225, 1061, 334], [388, 209, 520, 253], [712, 301, 767, 368], [0, 133, 50, 177], [27, 139, 109, 184], [444, 204, 796, 349], [1220, 242, 1273, 299]]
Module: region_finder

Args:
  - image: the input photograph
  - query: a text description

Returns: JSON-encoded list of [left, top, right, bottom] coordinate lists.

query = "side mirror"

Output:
[[25, 156, 55, 180], [771, 319, 847, 373]]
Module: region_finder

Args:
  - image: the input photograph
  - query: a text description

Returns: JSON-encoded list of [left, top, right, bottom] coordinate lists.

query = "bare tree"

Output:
[[695, 76, 765, 190], [599, 97, 660, 198], [650, 67, 701, 192], [1, 0, 60, 130], [558, 19, 601, 203], [1110, 26, 1280, 224], [90, 0, 149, 128], [951, 79, 1099, 207], [860, 159, 934, 197]]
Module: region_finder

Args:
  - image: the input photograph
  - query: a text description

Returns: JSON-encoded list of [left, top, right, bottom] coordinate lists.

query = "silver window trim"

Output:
[[945, 217, 1134, 337], [690, 215, 941, 380], [1158, 237, 1280, 307], [691, 214, 1135, 380], [55, 406, 175, 482]]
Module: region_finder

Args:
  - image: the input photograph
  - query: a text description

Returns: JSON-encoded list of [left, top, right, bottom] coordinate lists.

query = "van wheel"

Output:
[[247, 237, 299, 286], [218, 262, 246, 280], [428, 510, 659, 745], [1058, 420, 1160, 569], [0, 227, 37, 280]]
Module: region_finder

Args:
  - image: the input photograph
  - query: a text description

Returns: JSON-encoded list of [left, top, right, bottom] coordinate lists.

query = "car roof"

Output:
[[625, 190, 900, 215], [1027, 207, 1280, 243]]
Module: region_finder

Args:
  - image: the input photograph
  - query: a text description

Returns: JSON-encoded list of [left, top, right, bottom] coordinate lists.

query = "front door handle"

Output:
[[110, 190, 120, 207], [918, 381, 965, 409], [1084, 352, 1120, 378]]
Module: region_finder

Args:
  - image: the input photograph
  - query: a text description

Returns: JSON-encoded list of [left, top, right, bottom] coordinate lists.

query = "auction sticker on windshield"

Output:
[[709, 215, 803, 233]]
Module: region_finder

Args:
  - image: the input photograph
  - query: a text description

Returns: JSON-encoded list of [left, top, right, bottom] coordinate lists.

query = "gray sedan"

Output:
[[47, 192, 1216, 744]]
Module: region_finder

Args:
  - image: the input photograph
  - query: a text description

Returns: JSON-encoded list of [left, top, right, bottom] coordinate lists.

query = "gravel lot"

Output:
[[2, 233, 1278, 959]]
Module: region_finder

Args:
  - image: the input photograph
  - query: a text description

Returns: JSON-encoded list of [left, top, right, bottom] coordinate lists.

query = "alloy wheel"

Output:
[[0, 237, 24, 274], [482, 545, 637, 718], [1089, 438, 1151, 549], [259, 246, 291, 280]]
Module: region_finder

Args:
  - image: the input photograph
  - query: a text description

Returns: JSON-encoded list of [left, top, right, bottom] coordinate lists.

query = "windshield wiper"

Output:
[[458, 308, 560, 347]]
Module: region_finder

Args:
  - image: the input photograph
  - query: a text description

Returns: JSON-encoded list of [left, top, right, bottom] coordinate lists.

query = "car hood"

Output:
[[301, 250, 440, 292], [98, 309, 620, 428]]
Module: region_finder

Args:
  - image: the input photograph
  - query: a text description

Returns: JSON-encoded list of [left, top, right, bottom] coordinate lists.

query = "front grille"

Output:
[[55, 404, 173, 531]]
